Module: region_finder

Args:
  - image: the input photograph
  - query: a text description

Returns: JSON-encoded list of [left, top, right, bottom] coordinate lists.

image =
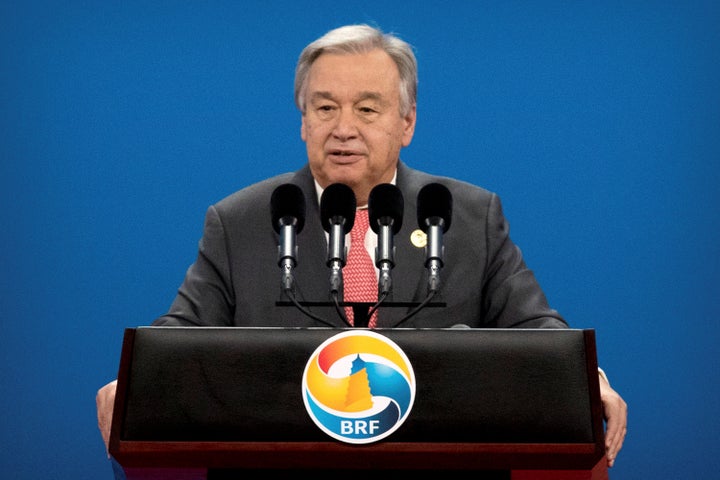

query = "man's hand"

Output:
[[96, 379, 118, 456], [598, 374, 627, 467]]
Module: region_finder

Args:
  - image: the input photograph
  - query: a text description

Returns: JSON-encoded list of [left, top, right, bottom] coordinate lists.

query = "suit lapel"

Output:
[[375, 163, 430, 327]]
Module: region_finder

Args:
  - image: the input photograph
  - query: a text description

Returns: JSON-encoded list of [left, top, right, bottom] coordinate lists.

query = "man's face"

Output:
[[300, 49, 416, 205]]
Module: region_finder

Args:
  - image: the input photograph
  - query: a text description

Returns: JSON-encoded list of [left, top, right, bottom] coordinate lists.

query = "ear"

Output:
[[300, 114, 308, 142], [401, 104, 417, 147]]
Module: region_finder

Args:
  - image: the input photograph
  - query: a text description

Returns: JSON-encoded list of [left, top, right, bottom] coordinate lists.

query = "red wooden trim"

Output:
[[512, 457, 609, 480], [114, 439, 601, 470]]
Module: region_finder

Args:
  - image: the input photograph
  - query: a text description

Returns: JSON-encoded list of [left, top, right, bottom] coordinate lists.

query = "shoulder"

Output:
[[398, 161, 498, 205], [216, 173, 293, 209], [212, 166, 314, 216]]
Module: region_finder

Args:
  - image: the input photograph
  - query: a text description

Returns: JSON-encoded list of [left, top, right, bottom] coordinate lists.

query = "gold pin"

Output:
[[411, 229, 427, 248]]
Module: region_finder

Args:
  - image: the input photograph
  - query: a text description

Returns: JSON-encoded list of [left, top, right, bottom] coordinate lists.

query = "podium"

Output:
[[109, 327, 608, 479]]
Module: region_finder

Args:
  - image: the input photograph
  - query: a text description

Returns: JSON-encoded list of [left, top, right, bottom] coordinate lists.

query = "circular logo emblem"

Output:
[[302, 330, 416, 444]]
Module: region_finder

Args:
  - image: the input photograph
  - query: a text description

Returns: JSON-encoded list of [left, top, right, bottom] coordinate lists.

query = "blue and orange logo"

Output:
[[302, 330, 416, 444]]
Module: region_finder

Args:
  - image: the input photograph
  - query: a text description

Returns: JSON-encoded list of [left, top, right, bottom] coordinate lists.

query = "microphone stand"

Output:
[[274, 299, 446, 327]]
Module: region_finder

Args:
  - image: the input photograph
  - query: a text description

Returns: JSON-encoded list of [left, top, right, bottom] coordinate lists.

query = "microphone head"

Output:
[[368, 183, 404, 234], [271, 183, 306, 234], [320, 183, 356, 233], [417, 183, 452, 233]]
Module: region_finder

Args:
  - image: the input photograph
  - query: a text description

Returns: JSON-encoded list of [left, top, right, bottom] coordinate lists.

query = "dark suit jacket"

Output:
[[153, 162, 567, 329]]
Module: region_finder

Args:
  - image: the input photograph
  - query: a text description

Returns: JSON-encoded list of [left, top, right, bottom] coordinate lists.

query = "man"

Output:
[[97, 23, 626, 469]]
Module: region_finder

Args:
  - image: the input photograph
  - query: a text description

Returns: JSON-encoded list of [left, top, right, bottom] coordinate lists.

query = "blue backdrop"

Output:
[[2, 1, 718, 478]]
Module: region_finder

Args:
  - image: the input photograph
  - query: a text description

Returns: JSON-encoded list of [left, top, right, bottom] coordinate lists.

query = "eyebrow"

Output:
[[309, 91, 389, 105]]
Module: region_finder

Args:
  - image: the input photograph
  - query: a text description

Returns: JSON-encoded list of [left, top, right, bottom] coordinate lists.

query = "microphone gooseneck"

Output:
[[368, 183, 404, 297], [271, 184, 306, 292], [417, 182, 452, 293], [320, 183, 357, 298]]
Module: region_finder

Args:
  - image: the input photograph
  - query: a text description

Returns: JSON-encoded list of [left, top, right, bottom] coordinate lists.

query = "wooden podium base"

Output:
[[512, 458, 609, 480], [124, 468, 205, 480], [123, 459, 609, 480]]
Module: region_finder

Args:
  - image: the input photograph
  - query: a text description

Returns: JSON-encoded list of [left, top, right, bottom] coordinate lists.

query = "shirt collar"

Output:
[[313, 171, 398, 209]]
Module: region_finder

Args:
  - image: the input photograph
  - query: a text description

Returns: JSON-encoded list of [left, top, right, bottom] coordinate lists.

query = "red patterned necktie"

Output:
[[344, 209, 378, 327]]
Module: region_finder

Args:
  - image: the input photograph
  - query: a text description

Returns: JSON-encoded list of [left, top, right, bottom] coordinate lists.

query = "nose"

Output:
[[332, 108, 358, 141]]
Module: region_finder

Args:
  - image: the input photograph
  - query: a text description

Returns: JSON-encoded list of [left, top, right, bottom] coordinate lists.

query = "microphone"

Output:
[[320, 183, 356, 297], [368, 183, 404, 296], [271, 183, 306, 292], [417, 183, 452, 293]]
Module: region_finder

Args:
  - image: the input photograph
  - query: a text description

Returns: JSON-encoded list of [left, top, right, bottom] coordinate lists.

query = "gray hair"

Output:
[[294, 24, 418, 116]]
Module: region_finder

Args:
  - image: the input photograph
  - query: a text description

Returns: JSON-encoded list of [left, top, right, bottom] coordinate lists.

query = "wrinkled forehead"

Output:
[[303, 50, 401, 101]]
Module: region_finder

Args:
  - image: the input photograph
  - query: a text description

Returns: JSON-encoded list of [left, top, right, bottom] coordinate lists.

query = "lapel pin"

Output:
[[410, 229, 427, 248]]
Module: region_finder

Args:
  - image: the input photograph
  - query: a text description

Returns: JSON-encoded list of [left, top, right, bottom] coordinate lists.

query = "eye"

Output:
[[356, 104, 381, 120], [315, 104, 337, 120]]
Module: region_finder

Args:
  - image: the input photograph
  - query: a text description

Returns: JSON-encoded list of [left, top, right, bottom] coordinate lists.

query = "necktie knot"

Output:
[[352, 209, 370, 241]]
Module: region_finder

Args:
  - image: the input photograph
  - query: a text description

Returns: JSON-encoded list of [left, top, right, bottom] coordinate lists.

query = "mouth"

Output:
[[327, 149, 364, 163]]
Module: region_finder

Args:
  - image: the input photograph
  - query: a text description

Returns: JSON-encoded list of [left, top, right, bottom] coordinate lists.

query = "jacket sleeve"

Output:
[[152, 205, 235, 326], [481, 192, 567, 328]]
